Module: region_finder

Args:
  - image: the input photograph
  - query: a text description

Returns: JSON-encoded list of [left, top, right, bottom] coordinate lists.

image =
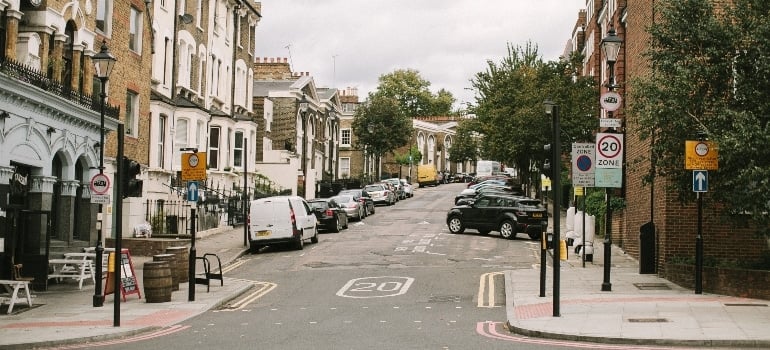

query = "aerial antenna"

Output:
[[285, 44, 294, 72]]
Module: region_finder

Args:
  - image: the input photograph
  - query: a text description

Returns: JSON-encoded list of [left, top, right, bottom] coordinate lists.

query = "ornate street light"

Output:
[[600, 25, 623, 292], [91, 40, 116, 308]]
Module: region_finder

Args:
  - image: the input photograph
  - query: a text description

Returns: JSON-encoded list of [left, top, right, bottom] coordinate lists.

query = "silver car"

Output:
[[330, 195, 365, 221], [400, 178, 414, 198], [363, 184, 396, 206]]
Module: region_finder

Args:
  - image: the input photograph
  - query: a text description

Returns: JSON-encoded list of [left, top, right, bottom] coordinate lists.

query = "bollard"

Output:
[[560, 239, 568, 261]]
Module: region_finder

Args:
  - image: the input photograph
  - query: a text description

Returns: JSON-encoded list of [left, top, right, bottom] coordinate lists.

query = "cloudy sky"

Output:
[[254, 1, 585, 109]]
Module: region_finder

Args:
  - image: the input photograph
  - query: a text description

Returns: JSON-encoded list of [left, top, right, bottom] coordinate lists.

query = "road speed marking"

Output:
[[336, 276, 414, 299]]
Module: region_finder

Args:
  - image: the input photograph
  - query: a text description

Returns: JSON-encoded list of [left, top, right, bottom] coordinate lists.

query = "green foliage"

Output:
[[394, 146, 422, 165], [375, 69, 456, 117], [351, 93, 413, 160], [468, 41, 598, 189], [629, 0, 770, 236]]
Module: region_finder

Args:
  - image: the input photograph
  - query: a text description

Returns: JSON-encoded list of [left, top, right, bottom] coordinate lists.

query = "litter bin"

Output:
[[639, 221, 656, 274]]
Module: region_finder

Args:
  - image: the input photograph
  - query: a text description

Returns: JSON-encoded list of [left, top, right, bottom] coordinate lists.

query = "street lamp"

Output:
[[298, 94, 309, 198], [544, 99, 560, 317], [600, 25, 623, 292], [91, 40, 116, 308]]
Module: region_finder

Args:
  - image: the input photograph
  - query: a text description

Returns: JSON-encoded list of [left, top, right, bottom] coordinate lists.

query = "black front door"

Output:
[[1, 209, 52, 290]]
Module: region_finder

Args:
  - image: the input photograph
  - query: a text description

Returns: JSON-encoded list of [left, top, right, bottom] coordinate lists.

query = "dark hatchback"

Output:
[[446, 194, 548, 240], [307, 198, 349, 233]]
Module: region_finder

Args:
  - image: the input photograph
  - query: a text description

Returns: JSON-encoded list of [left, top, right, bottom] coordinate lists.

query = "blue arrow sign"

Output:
[[187, 181, 199, 202], [693, 170, 708, 193]]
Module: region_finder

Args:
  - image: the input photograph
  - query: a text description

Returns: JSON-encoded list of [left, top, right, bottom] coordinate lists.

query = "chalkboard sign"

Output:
[[104, 249, 142, 301]]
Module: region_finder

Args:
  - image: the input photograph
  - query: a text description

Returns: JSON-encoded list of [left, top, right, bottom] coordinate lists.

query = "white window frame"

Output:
[[208, 126, 221, 169], [340, 128, 351, 146], [176, 118, 189, 148], [96, 0, 113, 36], [129, 7, 143, 53], [125, 91, 139, 136], [339, 157, 350, 178], [233, 130, 244, 168], [157, 114, 166, 167]]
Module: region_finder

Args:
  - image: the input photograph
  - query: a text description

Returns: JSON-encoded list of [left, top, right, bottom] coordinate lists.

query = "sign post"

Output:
[[180, 150, 206, 302], [685, 139, 718, 295]]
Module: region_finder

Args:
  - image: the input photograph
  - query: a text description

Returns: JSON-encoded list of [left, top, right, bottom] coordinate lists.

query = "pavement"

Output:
[[2, 216, 770, 349]]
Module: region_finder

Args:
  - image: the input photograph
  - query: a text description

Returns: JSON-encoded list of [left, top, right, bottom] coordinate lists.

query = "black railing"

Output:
[[0, 56, 120, 118]]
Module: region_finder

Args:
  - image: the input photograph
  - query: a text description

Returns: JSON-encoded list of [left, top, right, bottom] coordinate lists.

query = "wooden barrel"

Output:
[[165, 246, 189, 283], [153, 254, 178, 291], [143, 261, 172, 303]]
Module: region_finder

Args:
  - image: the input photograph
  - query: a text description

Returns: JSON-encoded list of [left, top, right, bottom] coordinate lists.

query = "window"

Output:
[[339, 157, 350, 178], [176, 119, 188, 148], [129, 7, 142, 52], [208, 126, 220, 169], [233, 131, 243, 167], [125, 91, 139, 136], [340, 129, 351, 146], [96, 0, 112, 34], [157, 114, 166, 167]]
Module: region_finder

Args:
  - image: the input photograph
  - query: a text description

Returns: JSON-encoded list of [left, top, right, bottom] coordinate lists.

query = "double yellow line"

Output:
[[221, 277, 277, 311], [477, 271, 504, 308]]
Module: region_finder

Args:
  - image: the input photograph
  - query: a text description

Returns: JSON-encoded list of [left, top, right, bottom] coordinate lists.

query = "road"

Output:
[[88, 183, 613, 350]]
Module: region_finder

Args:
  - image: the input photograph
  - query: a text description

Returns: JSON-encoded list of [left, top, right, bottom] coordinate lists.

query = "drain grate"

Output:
[[628, 318, 669, 323], [428, 295, 463, 303], [724, 303, 768, 307], [633, 283, 671, 290]]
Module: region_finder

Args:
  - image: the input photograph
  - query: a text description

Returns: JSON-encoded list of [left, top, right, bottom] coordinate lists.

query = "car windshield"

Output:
[[308, 201, 328, 209], [364, 185, 383, 192], [517, 200, 542, 208], [334, 195, 353, 203]]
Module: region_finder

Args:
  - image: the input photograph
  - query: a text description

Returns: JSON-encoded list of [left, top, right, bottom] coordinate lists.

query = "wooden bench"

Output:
[[0, 280, 33, 314], [48, 253, 95, 289]]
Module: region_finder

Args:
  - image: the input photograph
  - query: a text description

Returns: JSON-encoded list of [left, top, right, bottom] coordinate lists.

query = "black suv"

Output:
[[446, 194, 547, 240]]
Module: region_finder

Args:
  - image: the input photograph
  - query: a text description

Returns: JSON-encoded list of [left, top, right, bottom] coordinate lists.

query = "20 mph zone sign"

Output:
[[596, 133, 624, 168]]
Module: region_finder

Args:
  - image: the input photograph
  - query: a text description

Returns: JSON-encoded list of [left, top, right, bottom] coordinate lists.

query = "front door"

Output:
[[2, 209, 52, 290]]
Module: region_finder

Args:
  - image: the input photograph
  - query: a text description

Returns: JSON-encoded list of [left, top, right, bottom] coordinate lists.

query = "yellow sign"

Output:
[[685, 141, 718, 170], [541, 177, 552, 190], [181, 152, 207, 180], [574, 186, 584, 196]]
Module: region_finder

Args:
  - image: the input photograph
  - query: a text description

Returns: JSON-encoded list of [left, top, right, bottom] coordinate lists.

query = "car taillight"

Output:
[[325, 209, 334, 216], [290, 208, 298, 233], [515, 211, 527, 217]]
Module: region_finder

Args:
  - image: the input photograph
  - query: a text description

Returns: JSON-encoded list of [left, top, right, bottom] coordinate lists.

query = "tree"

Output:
[[629, 0, 770, 235], [375, 69, 456, 117], [352, 93, 413, 179], [448, 118, 479, 165]]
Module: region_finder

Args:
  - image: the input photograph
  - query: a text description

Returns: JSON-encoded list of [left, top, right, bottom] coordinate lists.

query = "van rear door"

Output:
[[250, 198, 291, 236]]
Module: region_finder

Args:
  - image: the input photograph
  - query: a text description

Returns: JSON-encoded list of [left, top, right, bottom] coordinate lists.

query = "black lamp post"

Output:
[[600, 25, 622, 292], [298, 94, 309, 198], [544, 99, 560, 317], [92, 40, 116, 308]]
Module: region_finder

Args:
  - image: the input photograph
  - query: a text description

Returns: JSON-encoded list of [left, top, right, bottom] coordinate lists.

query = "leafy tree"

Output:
[[352, 93, 413, 178], [375, 69, 456, 116], [394, 146, 422, 166], [629, 0, 770, 235], [448, 119, 479, 165]]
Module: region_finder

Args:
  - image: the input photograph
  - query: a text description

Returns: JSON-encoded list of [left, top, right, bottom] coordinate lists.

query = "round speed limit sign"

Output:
[[596, 133, 624, 168]]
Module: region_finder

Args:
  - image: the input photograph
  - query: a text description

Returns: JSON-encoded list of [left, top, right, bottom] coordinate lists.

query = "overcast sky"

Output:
[[254, 1, 585, 109]]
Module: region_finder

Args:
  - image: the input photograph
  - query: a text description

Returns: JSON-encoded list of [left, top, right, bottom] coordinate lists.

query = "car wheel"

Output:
[[332, 218, 341, 233], [342, 215, 349, 229], [294, 233, 305, 250], [448, 216, 465, 234], [310, 227, 319, 244], [478, 229, 491, 235], [370, 205, 376, 215], [388, 199, 394, 206], [500, 220, 516, 239]]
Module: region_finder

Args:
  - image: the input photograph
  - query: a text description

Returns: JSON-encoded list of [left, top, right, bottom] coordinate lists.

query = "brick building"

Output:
[[0, 0, 152, 288], [570, 0, 767, 276]]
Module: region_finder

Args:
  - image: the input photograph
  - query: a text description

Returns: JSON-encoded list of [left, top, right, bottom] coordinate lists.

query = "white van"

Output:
[[248, 196, 318, 252]]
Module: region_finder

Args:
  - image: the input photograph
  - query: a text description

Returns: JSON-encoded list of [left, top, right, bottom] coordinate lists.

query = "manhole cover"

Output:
[[633, 283, 671, 290], [628, 318, 668, 323]]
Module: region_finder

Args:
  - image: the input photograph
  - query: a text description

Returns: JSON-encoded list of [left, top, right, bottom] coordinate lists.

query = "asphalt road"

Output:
[[90, 183, 610, 350]]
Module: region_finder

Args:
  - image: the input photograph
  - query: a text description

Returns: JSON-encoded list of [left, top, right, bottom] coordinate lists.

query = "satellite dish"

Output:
[[179, 14, 194, 24]]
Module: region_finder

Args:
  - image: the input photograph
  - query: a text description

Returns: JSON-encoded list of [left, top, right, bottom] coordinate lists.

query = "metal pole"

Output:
[[602, 188, 613, 291], [243, 138, 248, 247], [93, 77, 107, 308], [551, 104, 561, 317], [189, 206, 197, 301], [695, 192, 703, 294], [113, 123, 124, 327], [582, 194, 586, 268], [539, 230, 546, 297]]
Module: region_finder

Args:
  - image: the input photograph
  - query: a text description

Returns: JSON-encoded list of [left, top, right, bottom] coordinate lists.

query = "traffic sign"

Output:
[[187, 181, 199, 202], [181, 152, 207, 180], [90, 173, 110, 195], [693, 170, 708, 192], [571, 143, 595, 187], [685, 141, 718, 170], [596, 133, 624, 169], [600, 91, 622, 111]]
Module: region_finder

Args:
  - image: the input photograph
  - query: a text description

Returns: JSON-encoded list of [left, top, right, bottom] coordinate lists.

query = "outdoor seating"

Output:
[[48, 253, 95, 289]]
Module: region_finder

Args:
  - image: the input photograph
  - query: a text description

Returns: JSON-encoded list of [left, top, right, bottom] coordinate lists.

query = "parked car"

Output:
[[400, 179, 414, 198], [248, 196, 318, 252], [383, 178, 405, 199], [417, 164, 438, 187], [455, 185, 523, 205], [364, 183, 396, 206], [337, 189, 375, 216], [307, 198, 348, 233], [446, 194, 548, 240], [331, 195, 366, 221]]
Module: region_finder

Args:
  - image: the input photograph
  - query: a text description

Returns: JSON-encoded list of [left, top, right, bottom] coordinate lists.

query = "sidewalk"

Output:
[[0, 226, 252, 349], [504, 209, 770, 348]]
